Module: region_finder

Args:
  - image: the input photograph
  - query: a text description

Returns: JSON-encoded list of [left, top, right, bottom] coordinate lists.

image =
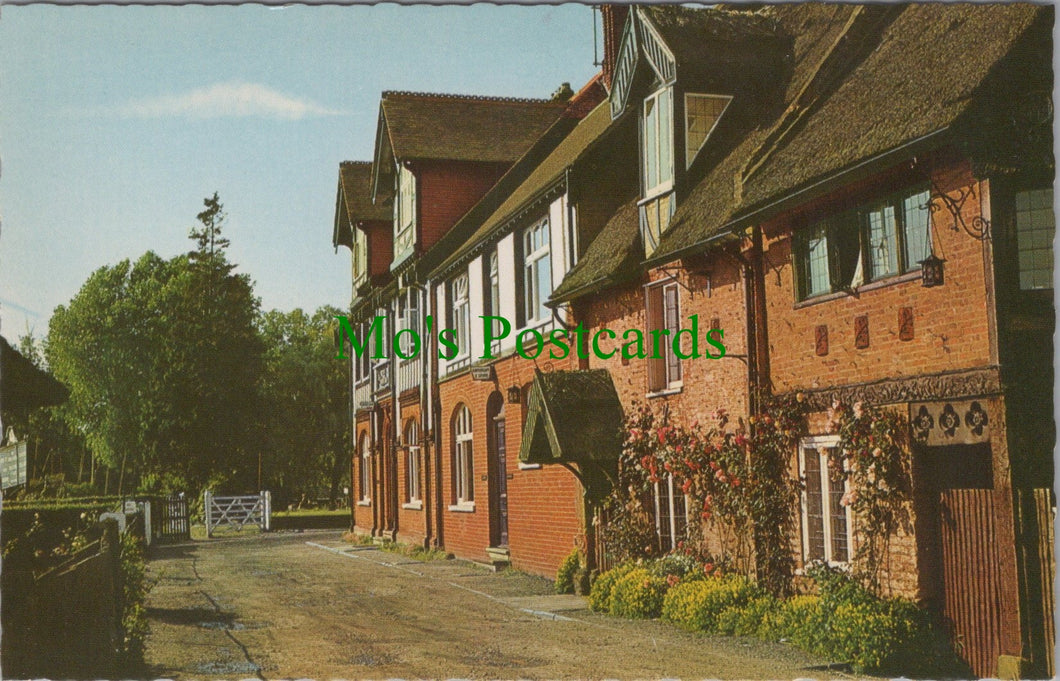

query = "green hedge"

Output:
[[590, 561, 959, 675]]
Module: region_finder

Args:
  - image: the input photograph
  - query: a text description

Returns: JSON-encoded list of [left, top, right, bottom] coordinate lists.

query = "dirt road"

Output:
[[143, 531, 840, 679]]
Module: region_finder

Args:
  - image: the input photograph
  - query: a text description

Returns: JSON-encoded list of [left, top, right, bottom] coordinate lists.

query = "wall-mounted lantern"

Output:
[[507, 385, 522, 404], [919, 253, 946, 288]]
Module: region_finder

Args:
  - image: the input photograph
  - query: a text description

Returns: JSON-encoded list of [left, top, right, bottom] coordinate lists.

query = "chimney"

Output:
[[601, 5, 630, 92]]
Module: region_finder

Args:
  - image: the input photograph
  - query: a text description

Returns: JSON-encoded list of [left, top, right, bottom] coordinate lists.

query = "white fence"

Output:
[[204, 490, 271, 537]]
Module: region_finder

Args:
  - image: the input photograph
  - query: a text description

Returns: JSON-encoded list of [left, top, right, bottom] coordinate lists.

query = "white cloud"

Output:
[[112, 81, 347, 120]]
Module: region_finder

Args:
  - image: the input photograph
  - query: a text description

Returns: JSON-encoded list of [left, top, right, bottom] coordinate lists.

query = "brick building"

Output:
[[331, 5, 1053, 677]]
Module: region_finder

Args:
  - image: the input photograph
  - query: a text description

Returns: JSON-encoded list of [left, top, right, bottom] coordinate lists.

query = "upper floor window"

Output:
[[452, 405, 474, 506], [352, 227, 368, 283], [684, 93, 731, 170], [793, 186, 931, 301], [642, 86, 673, 197], [397, 289, 420, 359], [449, 274, 470, 360], [1016, 187, 1054, 290], [799, 436, 850, 566], [646, 281, 681, 393], [486, 250, 502, 341], [405, 420, 420, 504], [523, 219, 552, 325], [394, 165, 416, 256]]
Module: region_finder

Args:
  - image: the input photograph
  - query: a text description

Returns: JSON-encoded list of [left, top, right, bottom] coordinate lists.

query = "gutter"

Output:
[[644, 126, 952, 268]]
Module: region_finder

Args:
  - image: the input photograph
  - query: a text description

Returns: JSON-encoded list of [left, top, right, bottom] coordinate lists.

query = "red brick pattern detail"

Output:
[[854, 315, 869, 349], [899, 307, 914, 341]]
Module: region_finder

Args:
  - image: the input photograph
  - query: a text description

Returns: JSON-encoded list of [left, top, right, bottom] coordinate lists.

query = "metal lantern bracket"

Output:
[[927, 180, 990, 241]]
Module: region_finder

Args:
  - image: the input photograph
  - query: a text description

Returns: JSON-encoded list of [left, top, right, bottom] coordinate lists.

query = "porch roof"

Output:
[[519, 369, 624, 467]]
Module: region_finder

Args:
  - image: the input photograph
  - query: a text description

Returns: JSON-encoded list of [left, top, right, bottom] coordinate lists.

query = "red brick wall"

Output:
[[415, 161, 510, 253], [395, 400, 427, 546], [352, 415, 373, 535], [764, 160, 993, 394], [436, 351, 585, 577], [578, 251, 751, 427]]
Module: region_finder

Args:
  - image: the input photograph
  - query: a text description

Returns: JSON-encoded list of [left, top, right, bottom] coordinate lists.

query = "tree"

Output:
[[46, 194, 263, 495], [257, 306, 349, 507]]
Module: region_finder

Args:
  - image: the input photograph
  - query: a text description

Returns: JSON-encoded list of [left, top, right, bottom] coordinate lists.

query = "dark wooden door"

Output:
[[491, 416, 509, 547]]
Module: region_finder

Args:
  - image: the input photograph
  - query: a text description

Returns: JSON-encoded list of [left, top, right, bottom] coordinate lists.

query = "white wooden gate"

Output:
[[204, 490, 271, 537]]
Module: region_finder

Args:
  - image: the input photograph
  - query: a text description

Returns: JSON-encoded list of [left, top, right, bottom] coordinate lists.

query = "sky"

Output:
[[0, 3, 600, 344]]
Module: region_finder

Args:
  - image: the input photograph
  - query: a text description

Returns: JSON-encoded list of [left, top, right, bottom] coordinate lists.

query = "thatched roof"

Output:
[[519, 369, 624, 467], [550, 199, 641, 304], [429, 101, 617, 279], [649, 3, 1050, 265], [334, 161, 390, 249]]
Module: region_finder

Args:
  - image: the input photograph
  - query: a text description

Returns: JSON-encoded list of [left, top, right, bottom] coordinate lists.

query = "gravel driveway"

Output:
[[143, 530, 847, 679]]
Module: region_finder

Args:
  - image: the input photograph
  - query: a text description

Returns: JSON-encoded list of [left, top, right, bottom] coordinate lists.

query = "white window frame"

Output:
[[397, 289, 420, 359], [451, 405, 475, 510], [653, 474, 687, 552], [352, 227, 368, 283], [394, 164, 416, 257], [487, 251, 503, 351], [358, 433, 372, 505], [523, 218, 552, 326], [798, 435, 852, 568], [449, 274, 470, 362], [641, 85, 674, 199], [404, 420, 421, 509]]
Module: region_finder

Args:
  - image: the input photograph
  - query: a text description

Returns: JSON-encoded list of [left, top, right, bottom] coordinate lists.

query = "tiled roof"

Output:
[[379, 91, 567, 164], [427, 99, 617, 279], [334, 161, 390, 249]]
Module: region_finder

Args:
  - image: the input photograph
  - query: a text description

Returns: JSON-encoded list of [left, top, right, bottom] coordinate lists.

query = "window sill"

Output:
[[447, 502, 475, 513], [646, 385, 683, 399], [794, 271, 922, 309], [402, 501, 423, 511], [518, 462, 542, 471], [357, 500, 371, 507]]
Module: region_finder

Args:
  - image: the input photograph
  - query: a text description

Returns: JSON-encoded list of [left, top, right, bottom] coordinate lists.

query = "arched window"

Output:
[[452, 405, 474, 506], [359, 432, 371, 504], [405, 420, 420, 504]]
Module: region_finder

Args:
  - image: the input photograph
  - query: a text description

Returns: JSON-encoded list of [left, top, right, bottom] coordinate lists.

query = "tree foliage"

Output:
[[257, 306, 349, 507], [46, 195, 263, 494]]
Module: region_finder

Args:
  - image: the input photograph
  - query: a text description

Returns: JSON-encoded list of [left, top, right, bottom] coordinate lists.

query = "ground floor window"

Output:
[[453, 405, 474, 505], [654, 474, 687, 552], [799, 435, 851, 565], [359, 433, 371, 504], [405, 420, 420, 503]]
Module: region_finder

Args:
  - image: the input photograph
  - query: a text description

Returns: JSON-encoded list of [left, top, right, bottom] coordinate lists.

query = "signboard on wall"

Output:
[[0, 441, 28, 490]]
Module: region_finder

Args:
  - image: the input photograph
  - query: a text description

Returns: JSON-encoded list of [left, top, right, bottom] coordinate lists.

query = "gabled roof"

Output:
[[333, 161, 390, 249], [519, 369, 624, 467], [550, 199, 641, 304], [429, 100, 618, 280], [649, 2, 1051, 265], [371, 91, 567, 202]]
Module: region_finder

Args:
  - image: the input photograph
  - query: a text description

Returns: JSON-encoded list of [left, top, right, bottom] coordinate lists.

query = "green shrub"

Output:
[[758, 594, 824, 646], [588, 563, 637, 612], [661, 575, 761, 632], [555, 549, 580, 594], [610, 568, 668, 619], [715, 595, 779, 636], [646, 552, 700, 579], [118, 531, 153, 671]]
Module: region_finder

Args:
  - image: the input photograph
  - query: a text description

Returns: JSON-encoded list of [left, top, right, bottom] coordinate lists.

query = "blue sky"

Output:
[[0, 3, 600, 343]]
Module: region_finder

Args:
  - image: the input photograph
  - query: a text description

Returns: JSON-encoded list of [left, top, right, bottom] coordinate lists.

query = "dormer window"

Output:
[[685, 94, 731, 169], [352, 227, 368, 284], [642, 86, 674, 197], [394, 165, 416, 257]]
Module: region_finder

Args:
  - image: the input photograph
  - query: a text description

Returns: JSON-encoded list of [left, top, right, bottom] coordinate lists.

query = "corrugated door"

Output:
[[938, 489, 1006, 678]]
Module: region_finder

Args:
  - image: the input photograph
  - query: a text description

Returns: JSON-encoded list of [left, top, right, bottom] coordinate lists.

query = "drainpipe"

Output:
[[414, 282, 434, 549], [391, 295, 400, 540], [749, 225, 771, 411]]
